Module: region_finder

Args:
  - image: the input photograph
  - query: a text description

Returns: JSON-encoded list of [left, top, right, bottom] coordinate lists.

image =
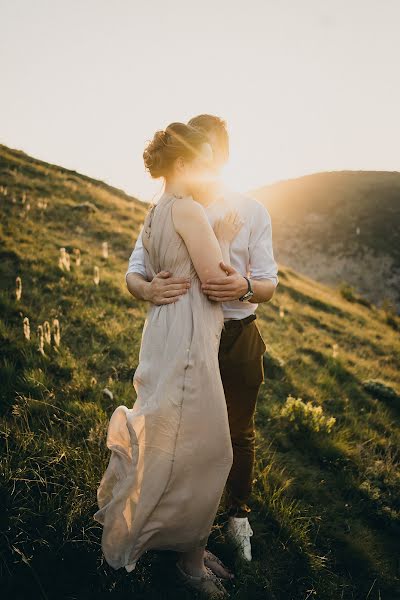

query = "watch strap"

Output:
[[239, 276, 253, 301]]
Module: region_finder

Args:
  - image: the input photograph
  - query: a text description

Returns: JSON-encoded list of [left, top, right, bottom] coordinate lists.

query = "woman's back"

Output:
[[94, 191, 233, 572], [141, 192, 225, 335], [142, 193, 197, 281]]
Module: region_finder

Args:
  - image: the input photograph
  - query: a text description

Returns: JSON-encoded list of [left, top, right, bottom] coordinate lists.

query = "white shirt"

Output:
[[125, 188, 279, 320]]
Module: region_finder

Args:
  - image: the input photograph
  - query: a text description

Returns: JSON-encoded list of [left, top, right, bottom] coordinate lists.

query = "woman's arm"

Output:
[[172, 198, 239, 284]]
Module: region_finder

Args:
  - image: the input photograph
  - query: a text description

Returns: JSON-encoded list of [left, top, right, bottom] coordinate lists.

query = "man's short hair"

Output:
[[187, 114, 229, 164]]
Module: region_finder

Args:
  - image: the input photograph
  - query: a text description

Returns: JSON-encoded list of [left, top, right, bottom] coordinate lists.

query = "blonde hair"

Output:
[[143, 122, 209, 179]]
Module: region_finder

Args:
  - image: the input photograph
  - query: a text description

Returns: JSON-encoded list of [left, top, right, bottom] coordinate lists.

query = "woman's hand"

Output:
[[213, 210, 244, 244]]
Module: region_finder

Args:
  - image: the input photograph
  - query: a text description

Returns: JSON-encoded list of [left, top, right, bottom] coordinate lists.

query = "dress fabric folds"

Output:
[[93, 193, 233, 572]]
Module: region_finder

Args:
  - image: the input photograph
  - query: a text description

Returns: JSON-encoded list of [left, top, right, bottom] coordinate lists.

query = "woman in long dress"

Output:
[[93, 122, 243, 597]]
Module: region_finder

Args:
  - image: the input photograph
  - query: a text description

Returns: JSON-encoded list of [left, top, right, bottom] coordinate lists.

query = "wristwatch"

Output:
[[239, 276, 254, 301]]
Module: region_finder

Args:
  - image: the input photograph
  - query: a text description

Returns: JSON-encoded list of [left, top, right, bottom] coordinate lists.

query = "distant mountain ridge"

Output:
[[251, 170, 400, 314]]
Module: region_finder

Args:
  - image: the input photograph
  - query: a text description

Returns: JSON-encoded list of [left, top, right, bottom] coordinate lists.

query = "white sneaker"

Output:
[[226, 516, 254, 561]]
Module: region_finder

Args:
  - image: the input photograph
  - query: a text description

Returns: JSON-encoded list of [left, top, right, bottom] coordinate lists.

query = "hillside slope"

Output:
[[251, 171, 400, 314], [1, 145, 400, 599]]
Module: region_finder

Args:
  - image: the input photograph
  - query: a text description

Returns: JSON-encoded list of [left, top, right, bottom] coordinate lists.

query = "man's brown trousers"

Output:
[[218, 313, 266, 518]]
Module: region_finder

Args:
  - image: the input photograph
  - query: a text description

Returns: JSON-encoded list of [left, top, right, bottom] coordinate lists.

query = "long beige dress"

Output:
[[93, 192, 234, 572]]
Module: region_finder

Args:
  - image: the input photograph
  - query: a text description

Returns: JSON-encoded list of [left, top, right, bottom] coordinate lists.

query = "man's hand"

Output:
[[201, 262, 248, 302], [201, 262, 277, 303], [126, 271, 190, 305], [145, 271, 191, 305]]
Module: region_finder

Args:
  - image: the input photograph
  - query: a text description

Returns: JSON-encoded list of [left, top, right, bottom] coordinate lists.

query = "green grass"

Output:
[[1, 144, 400, 599]]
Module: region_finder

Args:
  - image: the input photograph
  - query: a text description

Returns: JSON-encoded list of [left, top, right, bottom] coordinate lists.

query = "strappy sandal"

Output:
[[176, 560, 230, 598], [204, 549, 235, 580]]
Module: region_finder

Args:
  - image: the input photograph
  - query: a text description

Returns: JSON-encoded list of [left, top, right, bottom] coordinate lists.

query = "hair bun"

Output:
[[153, 129, 170, 150], [143, 121, 208, 179], [143, 129, 170, 178]]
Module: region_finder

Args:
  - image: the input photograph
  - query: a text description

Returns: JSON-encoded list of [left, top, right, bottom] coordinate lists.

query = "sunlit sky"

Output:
[[1, 0, 399, 203]]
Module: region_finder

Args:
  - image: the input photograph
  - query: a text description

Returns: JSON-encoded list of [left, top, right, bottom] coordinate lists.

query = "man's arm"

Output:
[[126, 225, 190, 305], [202, 263, 276, 302], [125, 225, 149, 299], [127, 271, 191, 304], [201, 200, 279, 303], [247, 202, 279, 303]]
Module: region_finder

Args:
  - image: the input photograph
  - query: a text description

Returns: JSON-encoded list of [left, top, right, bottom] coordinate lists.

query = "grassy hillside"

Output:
[[1, 144, 400, 599], [251, 171, 400, 315]]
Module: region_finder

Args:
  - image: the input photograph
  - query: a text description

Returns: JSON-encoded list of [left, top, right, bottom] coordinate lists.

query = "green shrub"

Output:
[[280, 394, 336, 434]]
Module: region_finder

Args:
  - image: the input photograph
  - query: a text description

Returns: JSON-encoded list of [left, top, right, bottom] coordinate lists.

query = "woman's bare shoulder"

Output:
[[172, 196, 207, 231]]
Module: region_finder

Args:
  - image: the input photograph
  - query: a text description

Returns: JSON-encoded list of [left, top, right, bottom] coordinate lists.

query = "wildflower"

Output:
[[53, 319, 60, 347], [102, 241, 108, 259], [280, 394, 336, 434], [73, 248, 81, 267], [37, 325, 45, 355], [58, 248, 71, 271], [332, 343, 339, 358], [37, 199, 48, 210], [59, 248, 66, 270], [94, 266, 100, 285], [16, 276, 22, 301], [23, 316, 30, 340], [43, 320, 51, 344]]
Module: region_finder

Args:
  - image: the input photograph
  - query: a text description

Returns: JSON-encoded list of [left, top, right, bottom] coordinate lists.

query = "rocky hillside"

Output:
[[251, 170, 400, 314]]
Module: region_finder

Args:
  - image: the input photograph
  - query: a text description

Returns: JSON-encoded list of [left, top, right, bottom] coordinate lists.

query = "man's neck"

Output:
[[195, 180, 225, 208]]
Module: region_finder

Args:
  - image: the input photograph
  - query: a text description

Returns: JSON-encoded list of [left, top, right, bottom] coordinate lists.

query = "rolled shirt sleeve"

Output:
[[248, 201, 279, 286], [125, 225, 148, 282]]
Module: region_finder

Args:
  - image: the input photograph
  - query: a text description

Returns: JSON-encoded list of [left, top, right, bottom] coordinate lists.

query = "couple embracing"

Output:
[[93, 114, 279, 597]]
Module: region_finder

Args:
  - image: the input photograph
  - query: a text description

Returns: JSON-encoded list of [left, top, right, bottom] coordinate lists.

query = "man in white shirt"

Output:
[[125, 114, 279, 565]]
